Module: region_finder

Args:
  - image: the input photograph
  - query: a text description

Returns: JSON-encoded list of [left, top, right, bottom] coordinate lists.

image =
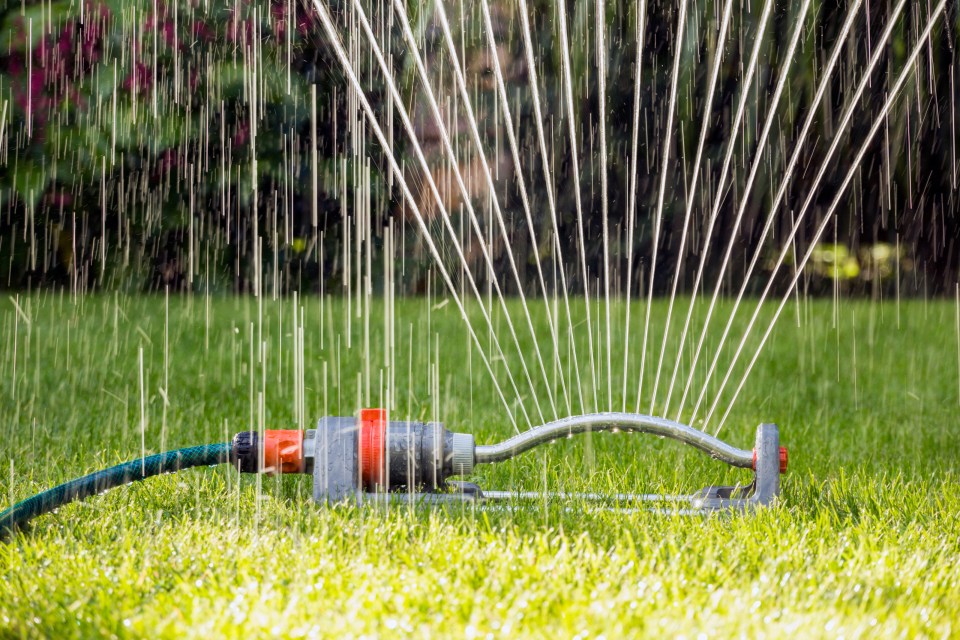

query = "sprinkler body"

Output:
[[231, 409, 475, 498], [231, 409, 787, 512]]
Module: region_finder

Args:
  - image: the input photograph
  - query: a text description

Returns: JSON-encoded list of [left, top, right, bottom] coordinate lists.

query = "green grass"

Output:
[[2, 293, 959, 638]]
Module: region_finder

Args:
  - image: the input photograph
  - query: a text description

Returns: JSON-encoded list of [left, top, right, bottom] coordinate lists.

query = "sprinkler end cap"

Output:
[[751, 446, 788, 474]]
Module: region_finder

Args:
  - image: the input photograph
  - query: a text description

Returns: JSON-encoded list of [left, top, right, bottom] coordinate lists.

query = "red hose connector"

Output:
[[262, 430, 305, 474], [231, 429, 305, 474]]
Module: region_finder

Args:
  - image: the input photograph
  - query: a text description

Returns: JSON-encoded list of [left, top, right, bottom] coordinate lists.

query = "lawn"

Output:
[[2, 293, 959, 638]]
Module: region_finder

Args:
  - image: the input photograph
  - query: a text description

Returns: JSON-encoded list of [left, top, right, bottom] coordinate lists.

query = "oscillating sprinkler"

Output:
[[1, 410, 787, 535]]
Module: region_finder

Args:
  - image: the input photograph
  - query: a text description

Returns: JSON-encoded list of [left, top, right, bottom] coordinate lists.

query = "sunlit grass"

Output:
[[2, 293, 959, 637]]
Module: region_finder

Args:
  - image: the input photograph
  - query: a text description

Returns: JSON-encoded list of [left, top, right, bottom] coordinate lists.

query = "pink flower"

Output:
[[80, 3, 110, 62], [56, 24, 75, 57], [297, 11, 317, 35], [233, 123, 249, 147], [156, 19, 178, 47], [44, 190, 74, 208], [227, 11, 254, 44], [271, 1, 288, 39], [6, 53, 25, 79], [13, 70, 46, 115], [124, 62, 152, 93], [153, 148, 179, 182], [192, 20, 214, 42]]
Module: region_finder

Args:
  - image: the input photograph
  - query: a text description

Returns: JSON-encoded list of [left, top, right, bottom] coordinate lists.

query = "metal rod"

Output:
[[474, 412, 754, 468], [480, 491, 689, 503]]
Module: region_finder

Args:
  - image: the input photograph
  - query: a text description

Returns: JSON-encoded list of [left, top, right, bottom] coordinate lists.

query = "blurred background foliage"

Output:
[[0, 0, 359, 292], [0, 0, 957, 295]]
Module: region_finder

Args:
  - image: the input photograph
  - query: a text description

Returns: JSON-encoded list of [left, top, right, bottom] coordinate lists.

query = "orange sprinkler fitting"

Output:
[[359, 408, 386, 489], [261, 430, 305, 474]]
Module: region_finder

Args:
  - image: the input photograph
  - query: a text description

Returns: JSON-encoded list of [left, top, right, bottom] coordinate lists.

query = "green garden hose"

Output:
[[1, 443, 231, 537]]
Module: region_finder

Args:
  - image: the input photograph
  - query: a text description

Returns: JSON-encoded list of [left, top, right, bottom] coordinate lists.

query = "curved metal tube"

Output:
[[474, 412, 754, 468]]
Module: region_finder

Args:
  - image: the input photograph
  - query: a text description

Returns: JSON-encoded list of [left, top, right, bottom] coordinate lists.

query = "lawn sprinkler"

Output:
[[1, 410, 787, 535]]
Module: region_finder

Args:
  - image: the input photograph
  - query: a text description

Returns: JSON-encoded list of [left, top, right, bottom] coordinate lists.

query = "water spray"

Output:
[[1, 410, 787, 534]]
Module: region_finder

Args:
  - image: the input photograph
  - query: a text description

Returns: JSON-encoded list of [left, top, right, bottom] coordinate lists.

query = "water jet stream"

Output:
[[430, 0, 574, 417], [596, 0, 612, 409], [651, 0, 734, 416], [680, 0, 860, 419], [708, 0, 943, 432], [372, 0, 561, 423], [312, 0, 525, 430], [621, 0, 647, 412], [663, 0, 775, 420], [350, 0, 556, 427], [555, 0, 600, 413], [505, 0, 592, 413], [676, 0, 819, 422], [638, 0, 689, 415], [691, 0, 907, 426]]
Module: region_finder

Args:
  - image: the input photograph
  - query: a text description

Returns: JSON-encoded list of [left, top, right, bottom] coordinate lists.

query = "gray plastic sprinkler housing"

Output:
[[236, 409, 787, 512]]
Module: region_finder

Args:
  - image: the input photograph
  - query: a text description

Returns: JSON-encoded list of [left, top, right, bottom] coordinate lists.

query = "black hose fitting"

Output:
[[231, 431, 260, 474]]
